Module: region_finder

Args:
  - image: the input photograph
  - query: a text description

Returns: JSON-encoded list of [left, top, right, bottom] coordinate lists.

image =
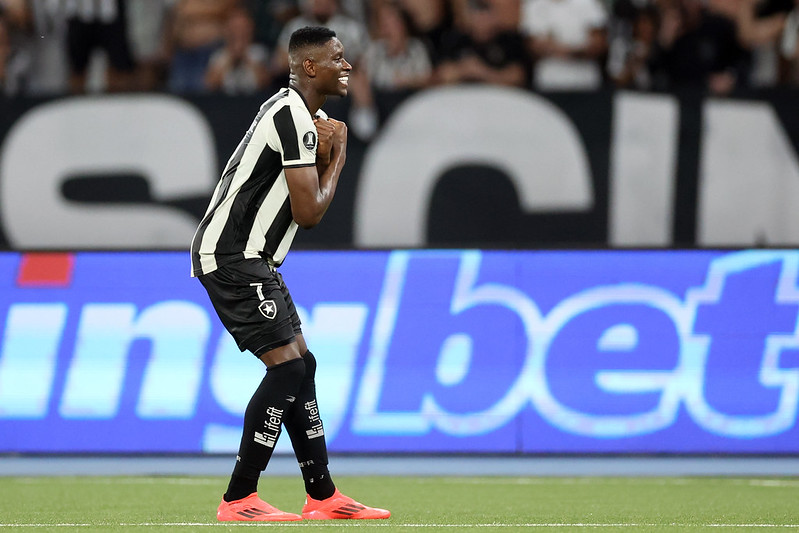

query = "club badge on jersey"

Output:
[[258, 300, 277, 320]]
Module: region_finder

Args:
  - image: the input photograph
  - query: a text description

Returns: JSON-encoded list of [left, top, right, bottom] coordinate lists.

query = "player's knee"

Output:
[[302, 350, 317, 380], [269, 357, 306, 385]]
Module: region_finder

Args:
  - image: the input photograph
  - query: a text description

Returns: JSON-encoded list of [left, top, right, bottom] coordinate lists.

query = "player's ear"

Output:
[[303, 58, 316, 77]]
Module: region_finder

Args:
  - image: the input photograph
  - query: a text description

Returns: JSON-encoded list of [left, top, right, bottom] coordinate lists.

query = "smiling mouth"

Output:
[[338, 76, 349, 86]]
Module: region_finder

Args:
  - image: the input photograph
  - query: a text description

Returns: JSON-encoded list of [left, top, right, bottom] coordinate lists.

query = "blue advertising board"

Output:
[[0, 250, 797, 454]]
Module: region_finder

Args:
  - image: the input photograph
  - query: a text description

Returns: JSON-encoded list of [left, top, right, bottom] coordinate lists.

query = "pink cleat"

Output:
[[217, 493, 302, 522], [302, 488, 391, 520]]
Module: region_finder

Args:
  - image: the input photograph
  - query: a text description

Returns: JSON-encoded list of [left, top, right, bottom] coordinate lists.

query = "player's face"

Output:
[[314, 38, 351, 96]]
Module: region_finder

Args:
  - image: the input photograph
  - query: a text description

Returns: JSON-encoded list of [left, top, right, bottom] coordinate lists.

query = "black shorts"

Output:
[[198, 257, 302, 356], [67, 18, 135, 74]]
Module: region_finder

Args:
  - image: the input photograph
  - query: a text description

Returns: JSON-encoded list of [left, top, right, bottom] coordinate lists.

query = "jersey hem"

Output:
[[192, 253, 273, 278]]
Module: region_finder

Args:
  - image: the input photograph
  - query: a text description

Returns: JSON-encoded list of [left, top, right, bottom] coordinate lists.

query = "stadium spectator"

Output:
[[2, 0, 797, 97], [0, 11, 29, 96], [243, 0, 300, 50], [65, 0, 136, 93], [520, 0, 609, 91], [394, 0, 456, 65], [607, 2, 659, 90], [362, 0, 433, 91], [165, 0, 235, 93], [735, 0, 795, 86], [5, 0, 70, 96], [649, 0, 748, 94], [126, 0, 172, 91], [204, 7, 271, 95], [435, 0, 529, 87]]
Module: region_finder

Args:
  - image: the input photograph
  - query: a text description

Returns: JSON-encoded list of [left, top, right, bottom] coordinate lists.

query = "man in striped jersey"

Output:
[[191, 26, 390, 522]]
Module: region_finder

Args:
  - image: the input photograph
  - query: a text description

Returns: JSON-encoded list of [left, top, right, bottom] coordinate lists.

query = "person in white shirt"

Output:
[[205, 8, 271, 95], [363, 1, 432, 91], [520, 0, 609, 91]]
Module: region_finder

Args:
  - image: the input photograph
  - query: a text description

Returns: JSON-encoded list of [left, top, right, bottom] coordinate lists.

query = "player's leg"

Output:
[[199, 259, 304, 521], [217, 341, 305, 522], [281, 334, 336, 500], [281, 336, 390, 520], [274, 274, 389, 520], [222, 341, 304, 503]]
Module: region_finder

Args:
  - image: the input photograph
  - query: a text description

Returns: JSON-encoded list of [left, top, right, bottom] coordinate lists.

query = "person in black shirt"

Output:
[[435, 0, 529, 87], [651, 0, 748, 94], [65, 0, 135, 93]]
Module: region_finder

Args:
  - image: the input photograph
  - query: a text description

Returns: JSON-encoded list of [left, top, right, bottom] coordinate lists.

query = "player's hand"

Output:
[[328, 118, 348, 153], [314, 117, 335, 164]]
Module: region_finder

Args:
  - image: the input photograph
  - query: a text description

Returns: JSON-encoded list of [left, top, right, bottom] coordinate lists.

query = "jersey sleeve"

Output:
[[272, 103, 317, 168]]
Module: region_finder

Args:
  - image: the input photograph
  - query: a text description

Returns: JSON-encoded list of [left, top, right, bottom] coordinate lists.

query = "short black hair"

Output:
[[289, 26, 337, 53]]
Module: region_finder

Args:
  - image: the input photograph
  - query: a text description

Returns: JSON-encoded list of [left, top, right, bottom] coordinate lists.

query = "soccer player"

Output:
[[190, 26, 390, 522]]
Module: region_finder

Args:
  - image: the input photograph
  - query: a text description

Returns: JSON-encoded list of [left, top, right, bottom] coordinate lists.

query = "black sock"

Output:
[[301, 463, 336, 501], [283, 351, 336, 500], [223, 358, 305, 502], [223, 473, 258, 502]]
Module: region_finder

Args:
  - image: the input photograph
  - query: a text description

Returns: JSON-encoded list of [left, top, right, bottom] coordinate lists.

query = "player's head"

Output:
[[288, 26, 351, 97]]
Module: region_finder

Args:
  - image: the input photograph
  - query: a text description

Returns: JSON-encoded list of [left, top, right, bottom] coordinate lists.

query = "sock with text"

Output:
[[224, 358, 305, 502], [283, 351, 336, 500]]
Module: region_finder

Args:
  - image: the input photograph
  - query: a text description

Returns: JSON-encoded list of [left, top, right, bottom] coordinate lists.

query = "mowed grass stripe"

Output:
[[0, 476, 796, 531], [1, 522, 799, 528]]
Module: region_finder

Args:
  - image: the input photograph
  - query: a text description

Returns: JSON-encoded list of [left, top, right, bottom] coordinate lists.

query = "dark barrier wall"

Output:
[[1, 250, 797, 454], [1, 87, 799, 250]]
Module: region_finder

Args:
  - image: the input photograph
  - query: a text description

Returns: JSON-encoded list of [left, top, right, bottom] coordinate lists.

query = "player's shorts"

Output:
[[198, 257, 302, 357]]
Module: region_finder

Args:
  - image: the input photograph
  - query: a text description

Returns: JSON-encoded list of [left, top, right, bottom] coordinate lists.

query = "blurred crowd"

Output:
[[1, 0, 798, 100]]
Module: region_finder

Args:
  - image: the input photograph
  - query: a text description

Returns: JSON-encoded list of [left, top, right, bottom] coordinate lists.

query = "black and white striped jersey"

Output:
[[191, 86, 326, 277]]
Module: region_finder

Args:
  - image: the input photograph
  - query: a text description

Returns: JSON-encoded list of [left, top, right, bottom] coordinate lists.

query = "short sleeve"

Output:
[[272, 104, 317, 168]]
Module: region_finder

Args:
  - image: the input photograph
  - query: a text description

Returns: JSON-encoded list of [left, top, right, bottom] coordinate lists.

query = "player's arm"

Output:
[[284, 118, 347, 229]]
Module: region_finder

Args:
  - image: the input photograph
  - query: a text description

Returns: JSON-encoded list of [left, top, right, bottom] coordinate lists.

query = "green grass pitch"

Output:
[[1, 475, 797, 531]]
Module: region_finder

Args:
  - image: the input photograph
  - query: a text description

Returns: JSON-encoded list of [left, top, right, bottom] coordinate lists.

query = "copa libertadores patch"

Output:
[[303, 131, 316, 150]]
